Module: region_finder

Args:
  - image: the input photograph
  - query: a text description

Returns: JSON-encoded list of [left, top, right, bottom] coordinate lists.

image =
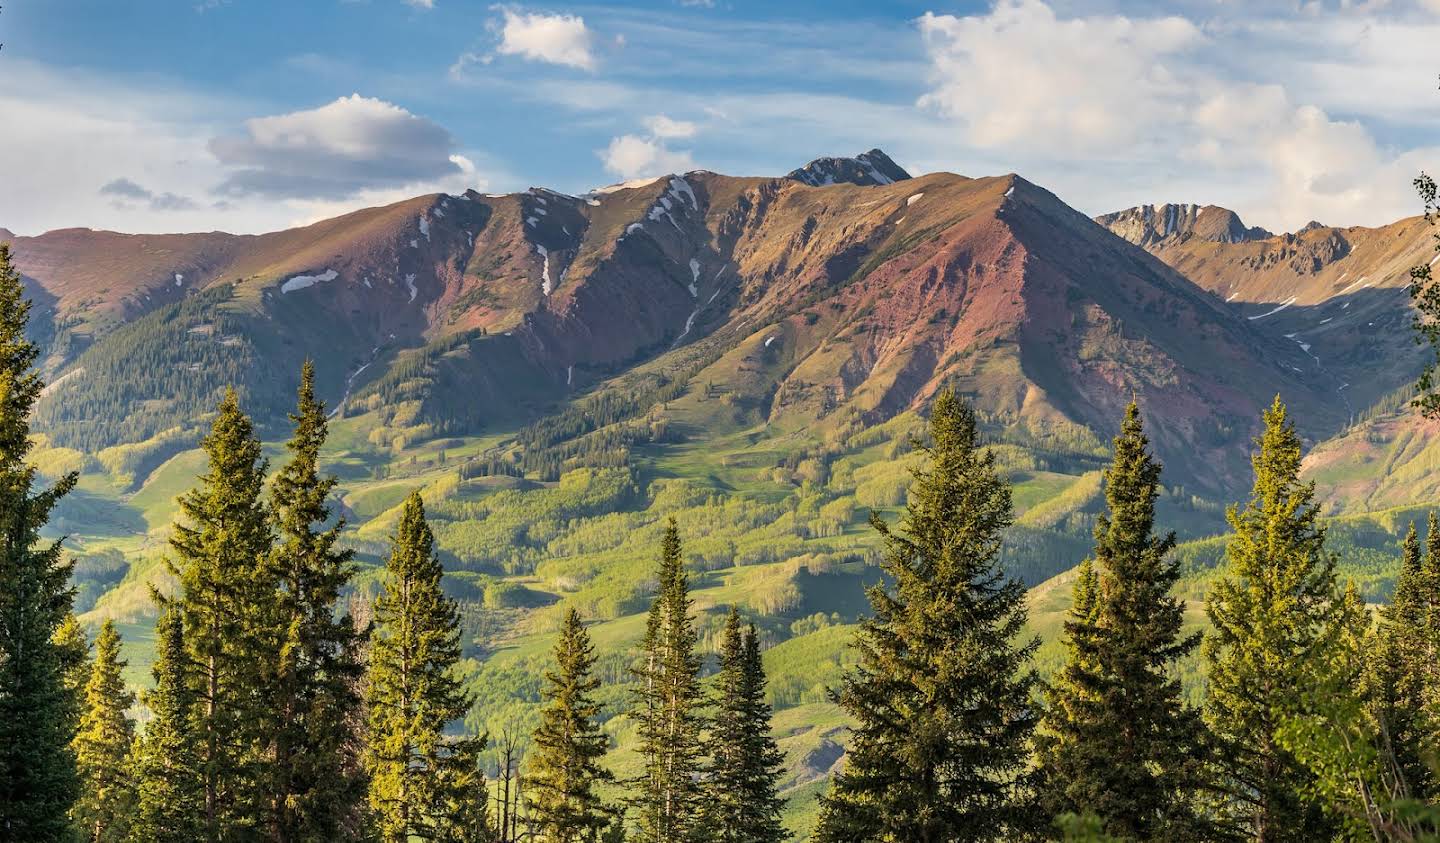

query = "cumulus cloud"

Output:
[[914, 0, 1439, 231], [208, 94, 473, 200], [99, 178, 199, 211], [600, 135, 696, 180], [494, 8, 596, 70]]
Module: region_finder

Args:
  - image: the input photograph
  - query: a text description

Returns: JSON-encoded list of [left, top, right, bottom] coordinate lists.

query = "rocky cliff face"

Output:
[[1096, 203, 1272, 247]]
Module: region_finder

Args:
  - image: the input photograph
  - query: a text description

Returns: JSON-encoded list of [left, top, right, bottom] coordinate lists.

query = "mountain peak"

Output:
[[0, 228, 14, 243], [1095, 203, 1272, 247], [787, 148, 911, 187]]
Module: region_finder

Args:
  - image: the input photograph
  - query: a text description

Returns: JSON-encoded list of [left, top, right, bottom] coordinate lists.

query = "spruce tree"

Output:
[[364, 491, 483, 843], [169, 387, 275, 838], [131, 604, 204, 843], [70, 620, 135, 842], [0, 242, 81, 841], [706, 608, 787, 843], [264, 361, 367, 841], [630, 518, 706, 843], [1036, 402, 1210, 839], [1370, 522, 1432, 799], [1204, 395, 1346, 841], [815, 389, 1038, 843], [528, 607, 614, 843]]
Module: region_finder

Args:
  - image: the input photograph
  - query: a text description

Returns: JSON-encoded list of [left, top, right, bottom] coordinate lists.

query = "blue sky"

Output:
[[2, 0, 1438, 235]]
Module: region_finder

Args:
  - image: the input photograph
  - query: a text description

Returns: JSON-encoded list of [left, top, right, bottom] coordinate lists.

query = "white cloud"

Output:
[[914, 0, 1440, 231], [918, 3, 1202, 150], [494, 8, 596, 71], [600, 135, 696, 180], [644, 114, 697, 139], [209, 94, 472, 200], [0, 62, 490, 235], [405, 0, 435, 8]]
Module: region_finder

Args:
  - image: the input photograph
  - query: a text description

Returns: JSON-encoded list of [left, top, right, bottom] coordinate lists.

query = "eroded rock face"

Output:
[[1096, 203, 1272, 247]]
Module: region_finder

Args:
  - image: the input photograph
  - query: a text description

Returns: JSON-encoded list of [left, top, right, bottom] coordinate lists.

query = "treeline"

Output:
[[31, 285, 300, 452]]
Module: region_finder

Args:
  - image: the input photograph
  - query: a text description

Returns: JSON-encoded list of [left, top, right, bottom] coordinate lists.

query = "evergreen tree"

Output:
[[365, 491, 483, 843], [169, 387, 275, 838], [815, 389, 1038, 843], [0, 242, 81, 841], [630, 519, 707, 843], [706, 608, 787, 843], [1369, 522, 1432, 799], [70, 620, 135, 842], [131, 604, 204, 843], [1036, 403, 1211, 839], [54, 614, 91, 733], [1204, 396, 1347, 841], [264, 361, 367, 841], [528, 607, 614, 843]]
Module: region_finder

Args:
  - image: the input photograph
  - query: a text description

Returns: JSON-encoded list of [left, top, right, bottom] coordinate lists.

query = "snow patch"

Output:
[[526, 217, 538, 227], [1003, 186, 1014, 198], [1248, 296, 1297, 320], [418, 216, 431, 240], [174, 273, 184, 286], [906, 193, 924, 206], [688, 259, 700, 297], [668, 177, 698, 209], [403, 273, 418, 302], [536, 244, 552, 295], [281, 268, 339, 294], [567, 365, 573, 386], [764, 335, 777, 348], [410, 239, 419, 249]]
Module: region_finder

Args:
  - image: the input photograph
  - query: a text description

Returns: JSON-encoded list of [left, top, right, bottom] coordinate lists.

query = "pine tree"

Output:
[[528, 607, 614, 843], [630, 519, 706, 843], [70, 620, 135, 842], [365, 491, 483, 843], [131, 604, 204, 843], [0, 241, 81, 841], [1204, 395, 1347, 841], [706, 609, 787, 843], [264, 361, 367, 841], [1370, 522, 1432, 799], [54, 613, 91, 733], [815, 389, 1038, 843], [169, 387, 275, 838], [1036, 402, 1211, 839]]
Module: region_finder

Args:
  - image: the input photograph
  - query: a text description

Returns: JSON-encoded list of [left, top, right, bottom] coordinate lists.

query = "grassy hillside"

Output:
[[38, 353, 1439, 837]]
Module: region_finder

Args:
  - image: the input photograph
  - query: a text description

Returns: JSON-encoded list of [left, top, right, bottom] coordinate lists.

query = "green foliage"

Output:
[[70, 620, 135, 842], [1409, 171, 1440, 418], [816, 390, 1038, 842], [1204, 396, 1348, 841], [629, 519, 707, 843], [0, 242, 81, 841], [527, 608, 615, 842], [132, 605, 204, 843], [263, 362, 368, 839], [365, 491, 483, 842], [706, 609, 788, 843], [32, 286, 299, 452], [1036, 403, 1211, 839], [168, 388, 276, 836]]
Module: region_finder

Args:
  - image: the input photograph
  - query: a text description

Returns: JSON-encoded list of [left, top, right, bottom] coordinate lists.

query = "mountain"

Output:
[[786, 149, 911, 187], [1095, 203, 1272, 247], [1097, 203, 1433, 422], [8, 157, 1344, 491], [12, 152, 1440, 840]]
